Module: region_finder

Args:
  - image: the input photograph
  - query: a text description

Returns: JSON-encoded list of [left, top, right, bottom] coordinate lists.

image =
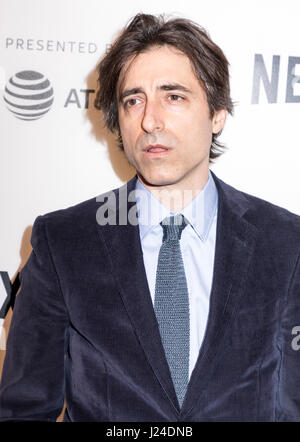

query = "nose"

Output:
[[141, 99, 164, 134]]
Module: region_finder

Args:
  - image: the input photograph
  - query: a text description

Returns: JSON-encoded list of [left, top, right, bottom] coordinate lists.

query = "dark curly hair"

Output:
[[94, 13, 234, 162]]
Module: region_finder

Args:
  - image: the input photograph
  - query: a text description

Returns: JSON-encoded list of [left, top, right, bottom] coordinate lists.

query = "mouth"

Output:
[[142, 144, 172, 157]]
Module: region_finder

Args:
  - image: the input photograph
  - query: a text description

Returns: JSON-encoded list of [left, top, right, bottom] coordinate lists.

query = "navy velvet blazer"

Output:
[[1, 171, 300, 422]]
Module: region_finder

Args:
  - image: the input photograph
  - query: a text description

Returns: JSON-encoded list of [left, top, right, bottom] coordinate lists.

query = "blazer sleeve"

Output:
[[276, 251, 300, 421], [0, 215, 69, 421]]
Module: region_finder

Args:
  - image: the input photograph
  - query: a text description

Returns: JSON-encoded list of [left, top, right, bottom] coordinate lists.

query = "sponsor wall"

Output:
[[0, 0, 299, 369]]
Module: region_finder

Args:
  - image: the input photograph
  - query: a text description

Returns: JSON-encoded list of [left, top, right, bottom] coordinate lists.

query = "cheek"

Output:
[[119, 114, 139, 142], [120, 126, 139, 160], [186, 113, 213, 144], [172, 115, 212, 160], [119, 124, 133, 149]]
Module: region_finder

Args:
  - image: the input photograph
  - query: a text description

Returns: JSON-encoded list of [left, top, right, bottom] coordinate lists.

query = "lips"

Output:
[[143, 144, 171, 153]]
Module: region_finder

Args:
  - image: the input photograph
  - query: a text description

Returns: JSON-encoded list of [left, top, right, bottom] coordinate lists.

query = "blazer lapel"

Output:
[[96, 176, 180, 414], [180, 172, 259, 418]]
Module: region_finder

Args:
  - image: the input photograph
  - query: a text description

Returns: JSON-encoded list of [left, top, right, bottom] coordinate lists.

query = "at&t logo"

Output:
[[3, 70, 54, 120]]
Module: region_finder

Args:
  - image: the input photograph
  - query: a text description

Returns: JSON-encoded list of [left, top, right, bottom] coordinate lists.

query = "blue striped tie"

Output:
[[154, 214, 190, 408]]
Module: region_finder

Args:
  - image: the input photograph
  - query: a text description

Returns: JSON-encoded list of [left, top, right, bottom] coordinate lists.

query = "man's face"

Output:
[[117, 45, 226, 190]]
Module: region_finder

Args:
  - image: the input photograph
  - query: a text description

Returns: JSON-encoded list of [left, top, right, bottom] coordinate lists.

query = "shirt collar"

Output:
[[135, 170, 218, 242]]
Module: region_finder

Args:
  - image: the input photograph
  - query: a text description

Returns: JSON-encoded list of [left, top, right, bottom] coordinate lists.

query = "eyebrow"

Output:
[[119, 83, 192, 103]]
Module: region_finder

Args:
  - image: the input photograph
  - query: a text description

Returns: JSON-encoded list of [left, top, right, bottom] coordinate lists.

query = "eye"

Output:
[[124, 98, 141, 108], [168, 94, 184, 102]]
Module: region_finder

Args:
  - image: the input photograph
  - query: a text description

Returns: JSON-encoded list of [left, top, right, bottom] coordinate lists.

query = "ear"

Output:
[[212, 109, 227, 134]]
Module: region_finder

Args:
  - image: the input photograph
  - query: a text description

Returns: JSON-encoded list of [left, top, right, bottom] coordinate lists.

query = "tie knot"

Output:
[[161, 214, 187, 242]]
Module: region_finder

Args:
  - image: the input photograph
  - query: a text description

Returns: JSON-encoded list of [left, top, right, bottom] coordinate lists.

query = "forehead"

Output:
[[118, 45, 198, 94]]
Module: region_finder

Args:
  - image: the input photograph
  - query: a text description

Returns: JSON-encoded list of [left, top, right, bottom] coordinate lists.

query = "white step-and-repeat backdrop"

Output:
[[0, 0, 299, 358]]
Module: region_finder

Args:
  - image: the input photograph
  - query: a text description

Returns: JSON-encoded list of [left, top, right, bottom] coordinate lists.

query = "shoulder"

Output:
[[31, 182, 127, 240], [212, 171, 300, 223], [234, 185, 299, 233], [214, 173, 300, 249], [36, 175, 138, 227]]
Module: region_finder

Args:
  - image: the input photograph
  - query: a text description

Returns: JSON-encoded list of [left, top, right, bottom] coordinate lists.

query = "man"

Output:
[[0, 13, 300, 422]]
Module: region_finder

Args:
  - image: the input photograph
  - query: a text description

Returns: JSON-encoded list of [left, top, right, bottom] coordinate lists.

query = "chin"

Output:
[[138, 170, 179, 188]]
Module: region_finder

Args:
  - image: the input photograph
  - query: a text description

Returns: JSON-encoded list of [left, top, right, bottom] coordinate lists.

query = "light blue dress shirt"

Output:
[[135, 170, 218, 379]]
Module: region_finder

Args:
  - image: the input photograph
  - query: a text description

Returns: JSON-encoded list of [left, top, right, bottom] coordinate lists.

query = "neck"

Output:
[[137, 169, 209, 211]]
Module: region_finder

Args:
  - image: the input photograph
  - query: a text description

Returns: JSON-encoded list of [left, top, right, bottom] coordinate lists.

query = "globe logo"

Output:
[[3, 70, 54, 121]]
